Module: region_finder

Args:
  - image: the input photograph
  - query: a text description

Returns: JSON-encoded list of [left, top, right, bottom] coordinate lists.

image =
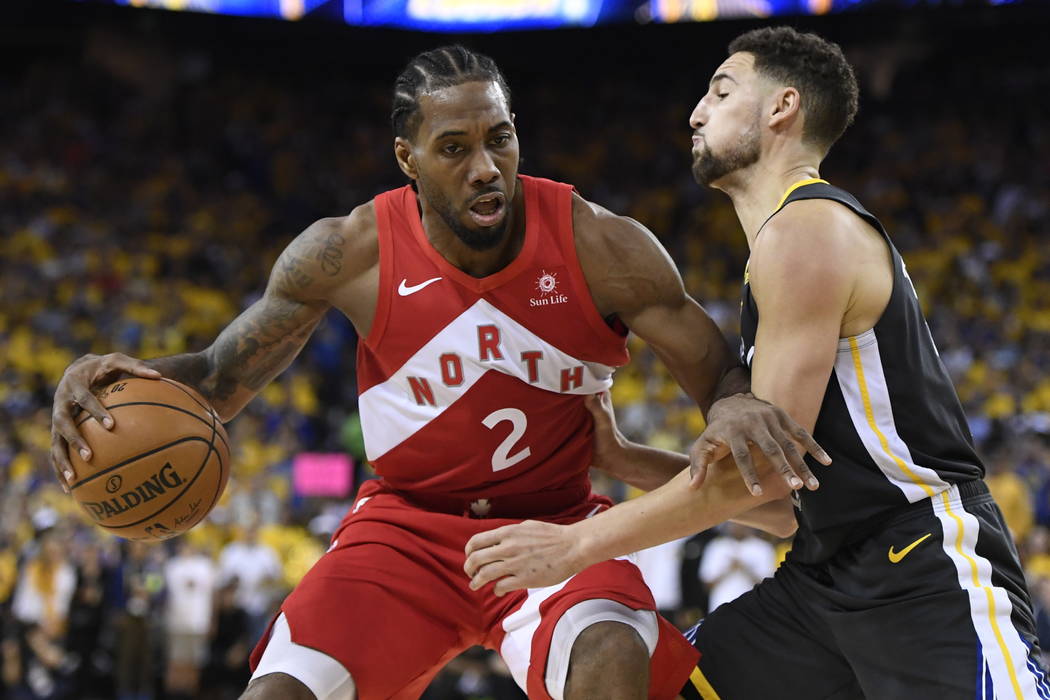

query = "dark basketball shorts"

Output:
[[680, 480, 1050, 700]]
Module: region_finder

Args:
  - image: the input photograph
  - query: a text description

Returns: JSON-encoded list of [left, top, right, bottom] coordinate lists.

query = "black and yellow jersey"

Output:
[[739, 179, 984, 564]]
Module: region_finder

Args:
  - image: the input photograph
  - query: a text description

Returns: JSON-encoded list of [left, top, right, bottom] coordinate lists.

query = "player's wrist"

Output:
[[568, 517, 608, 572]]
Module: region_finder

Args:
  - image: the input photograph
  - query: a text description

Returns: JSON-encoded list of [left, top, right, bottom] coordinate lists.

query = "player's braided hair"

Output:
[[391, 45, 512, 140], [729, 27, 859, 152]]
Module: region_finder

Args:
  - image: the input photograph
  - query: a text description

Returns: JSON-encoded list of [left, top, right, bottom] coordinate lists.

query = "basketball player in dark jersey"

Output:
[[50, 46, 830, 700], [465, 27, 1049, 699]]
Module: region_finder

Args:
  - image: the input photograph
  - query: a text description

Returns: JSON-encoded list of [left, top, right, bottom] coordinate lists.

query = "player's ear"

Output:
[[394, 137, 418, 181], [768, 86, 801, 131]]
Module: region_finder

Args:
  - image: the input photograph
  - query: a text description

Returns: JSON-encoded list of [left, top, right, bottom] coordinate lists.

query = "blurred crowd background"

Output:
[[2, 2, 1050, 698]]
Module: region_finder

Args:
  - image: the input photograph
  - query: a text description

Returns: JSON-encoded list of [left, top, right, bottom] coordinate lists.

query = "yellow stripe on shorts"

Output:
[[690, 666, 721, 700]]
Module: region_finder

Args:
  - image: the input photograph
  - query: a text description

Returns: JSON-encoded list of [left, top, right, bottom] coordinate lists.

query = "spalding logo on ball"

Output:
[[68, 378, 231, 542]]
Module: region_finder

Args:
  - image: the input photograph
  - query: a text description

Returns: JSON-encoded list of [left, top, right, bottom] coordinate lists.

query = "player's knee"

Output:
[[240, 672, 322, 700], [570, 620, 649, 671]]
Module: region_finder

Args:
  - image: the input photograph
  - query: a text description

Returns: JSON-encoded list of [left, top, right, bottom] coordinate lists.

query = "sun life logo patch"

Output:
[[530, 270, 569, 308]]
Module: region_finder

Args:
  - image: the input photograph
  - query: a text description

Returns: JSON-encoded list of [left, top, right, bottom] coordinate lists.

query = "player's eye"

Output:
[[718, 93, 729, 100], [491, 134, 510, 146], [442, 144, 463, 155]]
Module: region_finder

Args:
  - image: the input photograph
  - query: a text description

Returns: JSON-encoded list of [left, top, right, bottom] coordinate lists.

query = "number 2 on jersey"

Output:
[[482, 408, 531, 472]]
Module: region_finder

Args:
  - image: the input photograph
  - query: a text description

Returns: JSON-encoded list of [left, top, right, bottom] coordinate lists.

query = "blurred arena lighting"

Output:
[[69, 0, 1033, 29]]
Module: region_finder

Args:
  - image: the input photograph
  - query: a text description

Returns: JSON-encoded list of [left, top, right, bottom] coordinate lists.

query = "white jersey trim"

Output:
[[834, 329, 950, 503]]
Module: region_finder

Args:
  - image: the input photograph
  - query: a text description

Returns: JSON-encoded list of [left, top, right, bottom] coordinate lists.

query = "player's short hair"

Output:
[[391, 45, 512, 141], [729, 27, 859, 152]]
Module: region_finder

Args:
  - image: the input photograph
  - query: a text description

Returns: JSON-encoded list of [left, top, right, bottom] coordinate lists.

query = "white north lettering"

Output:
[[359, 299, 616, 461]]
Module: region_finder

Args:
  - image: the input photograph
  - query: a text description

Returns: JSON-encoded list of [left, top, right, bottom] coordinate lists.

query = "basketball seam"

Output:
[[191, 390, 226, 532], [103, 392, 224, 532], [75, 401, 230, 452], [102, 443, 221, 530], [164, 378, 233, 514], [69, 436, 212, 491]]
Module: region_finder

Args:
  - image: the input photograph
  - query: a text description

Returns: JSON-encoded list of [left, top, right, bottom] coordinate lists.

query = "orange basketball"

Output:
[[68, 377, 231, 542]]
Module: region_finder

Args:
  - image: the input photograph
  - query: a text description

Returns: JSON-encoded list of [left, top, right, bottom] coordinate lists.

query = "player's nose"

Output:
[[689, 100, 707, 130], [468, 148, 500, 187]]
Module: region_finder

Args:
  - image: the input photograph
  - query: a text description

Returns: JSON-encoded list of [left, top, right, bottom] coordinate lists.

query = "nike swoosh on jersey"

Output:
[[887, 532, 932, 563], [398, 277, 443, 296]]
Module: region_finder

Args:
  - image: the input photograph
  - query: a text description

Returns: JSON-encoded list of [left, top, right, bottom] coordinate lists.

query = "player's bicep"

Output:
[[749, 221, 856, 434], [626, 296, 735, 410], [598, 216, 734, 409]]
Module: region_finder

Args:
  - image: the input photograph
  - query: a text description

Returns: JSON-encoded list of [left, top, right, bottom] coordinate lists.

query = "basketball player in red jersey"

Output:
[[49, 46, 827, 700]]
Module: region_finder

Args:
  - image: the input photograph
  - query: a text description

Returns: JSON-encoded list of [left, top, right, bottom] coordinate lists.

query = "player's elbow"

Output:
[[768, 511, 798, 539], [757, 495, 798, 538]]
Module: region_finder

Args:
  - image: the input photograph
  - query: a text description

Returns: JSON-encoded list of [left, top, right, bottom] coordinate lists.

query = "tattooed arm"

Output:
[[50, 205, 378, 487], [146, 219, 337, 419]]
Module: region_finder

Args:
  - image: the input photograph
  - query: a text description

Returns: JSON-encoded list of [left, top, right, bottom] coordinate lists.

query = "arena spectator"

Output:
[[162, 540, 216, 700], [217, 524, 281, 643], [200, 579, 252, 700], [113, 541, 164, 700], [699, 523, 777, 614]]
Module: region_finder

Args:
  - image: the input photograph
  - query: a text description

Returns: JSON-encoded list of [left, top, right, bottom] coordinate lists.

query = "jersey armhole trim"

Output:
[[362, 192, 395, 350], [558, 187, 631, 356]]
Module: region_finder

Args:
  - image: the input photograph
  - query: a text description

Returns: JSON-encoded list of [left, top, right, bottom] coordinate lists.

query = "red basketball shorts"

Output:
[[249, 480, 697, 699]]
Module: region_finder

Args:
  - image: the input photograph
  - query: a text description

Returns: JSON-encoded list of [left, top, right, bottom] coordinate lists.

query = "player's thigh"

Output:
[[251, 534, 474, 700], [834, 488, 1050, 700], [497, 556, 697, 700], [684, 575, 860, 700]]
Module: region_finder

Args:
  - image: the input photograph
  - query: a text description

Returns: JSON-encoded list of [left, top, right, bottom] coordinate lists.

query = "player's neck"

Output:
[[719, 161, 821, 248]]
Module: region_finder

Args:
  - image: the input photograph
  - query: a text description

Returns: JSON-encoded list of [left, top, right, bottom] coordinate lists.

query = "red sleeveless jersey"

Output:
[[356, 176, 629, 509]]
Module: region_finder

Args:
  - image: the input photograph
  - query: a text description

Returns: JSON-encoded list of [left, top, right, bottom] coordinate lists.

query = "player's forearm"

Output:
[[596, 441, 689, 492], [143, 345, 266, 422], [571, 455, 789, 569], [146, 297, 324, 421], [143, 352, 211, 393]]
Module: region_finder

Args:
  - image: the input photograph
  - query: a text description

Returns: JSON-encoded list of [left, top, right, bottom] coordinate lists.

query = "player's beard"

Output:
[[692, 120, 762, 187], [418, 179, 509, 252]]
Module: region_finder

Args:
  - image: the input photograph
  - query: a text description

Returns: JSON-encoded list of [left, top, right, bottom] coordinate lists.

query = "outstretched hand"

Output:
[[689, 392, 830, 494], [463, 520, 584, 596]]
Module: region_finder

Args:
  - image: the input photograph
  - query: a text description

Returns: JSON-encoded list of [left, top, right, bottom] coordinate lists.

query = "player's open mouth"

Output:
[[468, 192, 505, 227]]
